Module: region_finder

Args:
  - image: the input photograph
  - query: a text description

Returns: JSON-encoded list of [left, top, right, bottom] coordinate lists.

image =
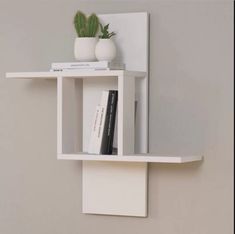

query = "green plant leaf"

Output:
[[87, 14, 99, 37], [74, 11, 87, 37], [104, 24, 109, 31], [98, 22, 116, 38]]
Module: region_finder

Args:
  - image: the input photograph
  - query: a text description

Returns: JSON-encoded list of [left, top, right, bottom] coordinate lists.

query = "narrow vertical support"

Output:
[[57, 77, 63, 154], [118, 75, 135, 154], [136, 75, 149, 153]]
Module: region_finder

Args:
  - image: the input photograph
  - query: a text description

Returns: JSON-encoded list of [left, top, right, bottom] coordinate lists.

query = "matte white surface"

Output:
[[82, 161, 147, 217], [58, 153, 203, 163], [118, 75, 135, 154], [99, 12, 148, 72], [6, 70, 146, 79]]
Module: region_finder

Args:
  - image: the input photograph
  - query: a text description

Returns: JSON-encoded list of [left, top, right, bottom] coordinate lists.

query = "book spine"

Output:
[[105, 91, 118, 154], [100, 91, 113, 154], [88, 106, 101, 154], [96, 106, 105, 154], [50, 67, 123, 72], [112, 105, 118, 152], [95, 91, 109, 154], [51, 61, 109, 69], [50, 68, 97, 72], [100, 91, 118, 154], [51, 62, 124, 70]]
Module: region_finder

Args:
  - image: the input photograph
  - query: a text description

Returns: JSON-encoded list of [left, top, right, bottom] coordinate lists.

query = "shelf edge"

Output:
[[57, 153, 203, 163], [5, 70, 147, 79]]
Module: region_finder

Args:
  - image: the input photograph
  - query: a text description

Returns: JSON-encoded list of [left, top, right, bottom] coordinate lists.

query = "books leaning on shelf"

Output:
[[88, 90, 118, 155], [50, 61, 125, 71]]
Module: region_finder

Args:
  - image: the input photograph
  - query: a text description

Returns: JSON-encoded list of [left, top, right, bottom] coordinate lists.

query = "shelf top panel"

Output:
[[6, 70, 147, 79], [58, 153, 203, 163]]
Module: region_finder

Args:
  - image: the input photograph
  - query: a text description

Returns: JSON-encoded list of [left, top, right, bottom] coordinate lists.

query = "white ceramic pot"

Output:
[[95, 39, 116, 62], [74, 37, 98, 61]]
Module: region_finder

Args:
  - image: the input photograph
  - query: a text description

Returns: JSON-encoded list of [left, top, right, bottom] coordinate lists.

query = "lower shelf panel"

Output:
[[57, 153, 203, 163], [83, 161, 148, 217]]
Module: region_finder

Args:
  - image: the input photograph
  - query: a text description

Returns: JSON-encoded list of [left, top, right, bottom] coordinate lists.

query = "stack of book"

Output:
[[88, 90, 118, 155], [50, 61, 125, 72]]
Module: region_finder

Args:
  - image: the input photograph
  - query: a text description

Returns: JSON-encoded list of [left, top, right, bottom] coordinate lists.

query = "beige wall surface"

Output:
[[0, 0, 233, 234]]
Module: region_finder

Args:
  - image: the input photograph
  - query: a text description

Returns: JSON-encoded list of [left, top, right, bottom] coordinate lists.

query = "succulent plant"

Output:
[[74, 11, 99, 37], [99, 23, 116, 39]]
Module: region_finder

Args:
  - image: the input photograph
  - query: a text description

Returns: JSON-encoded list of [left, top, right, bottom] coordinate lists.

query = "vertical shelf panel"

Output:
[[135, 76, 149, 153], [118, 75, 135, 154]]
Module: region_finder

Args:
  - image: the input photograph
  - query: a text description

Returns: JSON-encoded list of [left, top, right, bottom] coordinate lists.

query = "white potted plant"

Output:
[[95, 23, 116, 62], [74, 11, 99, 61]]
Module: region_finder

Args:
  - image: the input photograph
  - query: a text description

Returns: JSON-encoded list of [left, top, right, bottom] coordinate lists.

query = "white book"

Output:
[[88, 105, 101, 154], [95, 91, 109, 154], [88, 91, 109, 154], [50, 68, 98, 72], [51, 61, 125, 70], [50, 67, 123, 72]]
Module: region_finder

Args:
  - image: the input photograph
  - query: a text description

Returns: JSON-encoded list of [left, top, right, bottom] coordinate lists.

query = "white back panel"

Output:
[[83, 12, 149, 217], [99, 12, 149, 72]]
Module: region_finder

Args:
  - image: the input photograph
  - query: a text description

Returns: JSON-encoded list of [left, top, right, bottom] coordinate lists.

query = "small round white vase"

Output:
[[74, 37, 98, 61], [95, 38, 116, 62]]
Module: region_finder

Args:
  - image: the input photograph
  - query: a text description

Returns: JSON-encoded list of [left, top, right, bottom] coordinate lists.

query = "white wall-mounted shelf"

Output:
[[6, 70, 146, 79], [6, 70, 202, 165], [58, 153, 202, 163], [5, 70, 203, 164], [5, 12, 203, 218]]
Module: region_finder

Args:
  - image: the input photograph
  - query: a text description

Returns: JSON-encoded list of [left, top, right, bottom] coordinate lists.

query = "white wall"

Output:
[[0, 1, 233, 234]]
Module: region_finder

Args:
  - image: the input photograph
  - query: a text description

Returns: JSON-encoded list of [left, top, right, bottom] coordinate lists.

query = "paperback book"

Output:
[[50, 61, 125, 71]]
